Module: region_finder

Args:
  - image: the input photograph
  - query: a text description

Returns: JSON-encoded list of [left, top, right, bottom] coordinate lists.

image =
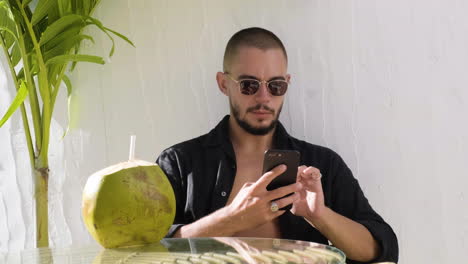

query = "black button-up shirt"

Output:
[[156, 115, 398, 263]]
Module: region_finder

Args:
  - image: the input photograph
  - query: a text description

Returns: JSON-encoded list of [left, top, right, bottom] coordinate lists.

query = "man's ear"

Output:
[[286, 74, 291, 83], [216, 72, 229, 96]]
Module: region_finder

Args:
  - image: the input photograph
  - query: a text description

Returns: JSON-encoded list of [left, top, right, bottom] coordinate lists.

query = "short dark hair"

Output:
[[223, 27, 288, 72]]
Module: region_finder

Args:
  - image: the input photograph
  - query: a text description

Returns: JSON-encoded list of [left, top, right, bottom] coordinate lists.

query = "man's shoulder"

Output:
[[159, 117, 229, 158], [289, 136, 342, 162], [159, 133, 210, 158]]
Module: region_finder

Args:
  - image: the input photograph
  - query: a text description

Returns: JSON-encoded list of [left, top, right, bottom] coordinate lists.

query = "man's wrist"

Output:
[[304, 206, 332, 230], [178, 206, 241, 237], [213, 206, 243, 235]]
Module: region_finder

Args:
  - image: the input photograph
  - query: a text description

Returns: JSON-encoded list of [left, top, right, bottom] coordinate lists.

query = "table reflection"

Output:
[[4, 237, 346, 264]]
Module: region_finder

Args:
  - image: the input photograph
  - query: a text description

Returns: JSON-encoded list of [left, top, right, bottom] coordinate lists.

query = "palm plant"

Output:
[[0, 0, 133, 247]]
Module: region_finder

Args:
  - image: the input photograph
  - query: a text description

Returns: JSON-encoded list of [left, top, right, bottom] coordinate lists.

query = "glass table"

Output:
[[2, 237, 346, 264]]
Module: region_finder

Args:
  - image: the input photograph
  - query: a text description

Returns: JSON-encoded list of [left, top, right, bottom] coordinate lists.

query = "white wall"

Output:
[[1, 0, 467, 263]]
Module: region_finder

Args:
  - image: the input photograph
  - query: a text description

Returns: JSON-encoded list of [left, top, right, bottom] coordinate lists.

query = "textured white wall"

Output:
[[1, 0, 467, 263]]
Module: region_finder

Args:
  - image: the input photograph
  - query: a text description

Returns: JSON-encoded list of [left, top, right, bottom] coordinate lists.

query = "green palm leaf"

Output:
[[43, 34, 94, 61], [0, 1, 18, 48], [57, 0, 70, 17], [0, 81, 28, 127], [31, 0, 57, 25], [39, 14, 85, 45], [61, 74, 72, 138], [103, 25, 135, 47], [45, 54, 105, 66], [10, 42, 20, 66]]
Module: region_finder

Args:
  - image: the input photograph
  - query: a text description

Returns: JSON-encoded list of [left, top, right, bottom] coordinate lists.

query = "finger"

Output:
[[296, 165, 307, 180], [301, 166, 321, 176], [273, 192, 301, 210], [302, 180, 321, 188], [241, 182, 254, 188], [299, 174, 323, 190], [298, 189, 307, 199], [301, 167, 322, 180], [298, 165, 307, 173], [254, 164, 287, 189], [266, 182, 302, 201]]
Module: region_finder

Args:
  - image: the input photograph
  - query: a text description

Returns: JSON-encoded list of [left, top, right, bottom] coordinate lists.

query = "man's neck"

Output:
[[228, 116, 275, 155]]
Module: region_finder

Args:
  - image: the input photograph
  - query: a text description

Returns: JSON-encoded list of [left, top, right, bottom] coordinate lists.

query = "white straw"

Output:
[[129, 135, 136, 160]]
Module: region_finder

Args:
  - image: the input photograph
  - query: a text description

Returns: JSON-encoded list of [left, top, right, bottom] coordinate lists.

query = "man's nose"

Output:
[[255, 81, 271, 102]]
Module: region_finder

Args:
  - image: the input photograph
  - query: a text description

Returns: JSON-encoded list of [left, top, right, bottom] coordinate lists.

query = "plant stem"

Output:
[[15, 0, 52, 165], [16, 0, 52, 247], [17, 32, 42, 152], [50, 65, 66, 111], [34, 165, 49, 248], [0, 35, 35, 167]]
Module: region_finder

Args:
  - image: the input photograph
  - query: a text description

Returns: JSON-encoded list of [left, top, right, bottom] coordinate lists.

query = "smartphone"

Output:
[[262, 149, 300, 210]]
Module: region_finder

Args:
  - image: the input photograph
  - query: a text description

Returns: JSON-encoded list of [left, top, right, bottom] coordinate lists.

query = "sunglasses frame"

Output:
[[224, 73, 289, 96]]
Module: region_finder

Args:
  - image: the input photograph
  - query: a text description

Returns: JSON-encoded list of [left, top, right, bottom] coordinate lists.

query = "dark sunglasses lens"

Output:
[[239, 80, 260, 95], [268, 81, 288, 96]]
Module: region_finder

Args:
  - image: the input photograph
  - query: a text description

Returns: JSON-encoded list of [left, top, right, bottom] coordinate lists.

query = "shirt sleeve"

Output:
[[156, 148, 188, 238], [329, 153, 399, 264]]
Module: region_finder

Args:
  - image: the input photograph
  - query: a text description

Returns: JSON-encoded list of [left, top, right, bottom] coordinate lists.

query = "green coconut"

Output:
[[82, 159, 176, 248]]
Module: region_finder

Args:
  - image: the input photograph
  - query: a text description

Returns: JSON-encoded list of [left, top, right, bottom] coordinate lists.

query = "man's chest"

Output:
[[226, 156, 263, 204], [226, 155, 282, 238]]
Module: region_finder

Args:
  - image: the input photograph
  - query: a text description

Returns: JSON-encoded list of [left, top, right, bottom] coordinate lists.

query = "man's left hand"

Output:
[[290, 166, 326, 221]]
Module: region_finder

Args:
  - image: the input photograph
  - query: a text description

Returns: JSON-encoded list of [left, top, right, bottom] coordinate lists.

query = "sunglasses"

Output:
[[225, 73, 289, 96]]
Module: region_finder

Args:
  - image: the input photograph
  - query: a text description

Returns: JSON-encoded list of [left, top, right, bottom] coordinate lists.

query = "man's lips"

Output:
[[251, 111, 273, 115]]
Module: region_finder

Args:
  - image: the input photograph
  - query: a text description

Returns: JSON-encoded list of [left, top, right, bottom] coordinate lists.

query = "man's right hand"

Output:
[[222, 164, 302, 233], [175, 164, 302, 237]]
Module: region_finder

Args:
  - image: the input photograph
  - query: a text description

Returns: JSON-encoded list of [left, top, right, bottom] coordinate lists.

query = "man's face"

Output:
[[222, 47, 289, 135]]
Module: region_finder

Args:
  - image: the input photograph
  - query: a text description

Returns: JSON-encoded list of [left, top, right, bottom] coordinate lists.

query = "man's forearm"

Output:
[[173, 207, 241, 238], [306, 207, 380, 262]]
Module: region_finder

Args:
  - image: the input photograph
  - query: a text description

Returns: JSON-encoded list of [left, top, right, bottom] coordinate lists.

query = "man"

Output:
[[156, 27, 398, 263]]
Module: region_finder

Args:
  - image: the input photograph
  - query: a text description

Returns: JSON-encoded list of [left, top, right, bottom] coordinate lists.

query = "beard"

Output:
[[230, 99, 283, 136]]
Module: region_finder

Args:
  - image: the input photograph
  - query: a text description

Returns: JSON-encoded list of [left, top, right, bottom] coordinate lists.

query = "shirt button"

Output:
[[221, 191, 227, 197]]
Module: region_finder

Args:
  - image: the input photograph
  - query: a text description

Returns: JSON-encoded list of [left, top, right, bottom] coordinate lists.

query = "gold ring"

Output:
[[270, 201, 279, 212]]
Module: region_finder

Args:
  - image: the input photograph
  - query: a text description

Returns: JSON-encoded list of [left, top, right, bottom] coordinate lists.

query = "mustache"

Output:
[[247, 104, 274, 113]]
